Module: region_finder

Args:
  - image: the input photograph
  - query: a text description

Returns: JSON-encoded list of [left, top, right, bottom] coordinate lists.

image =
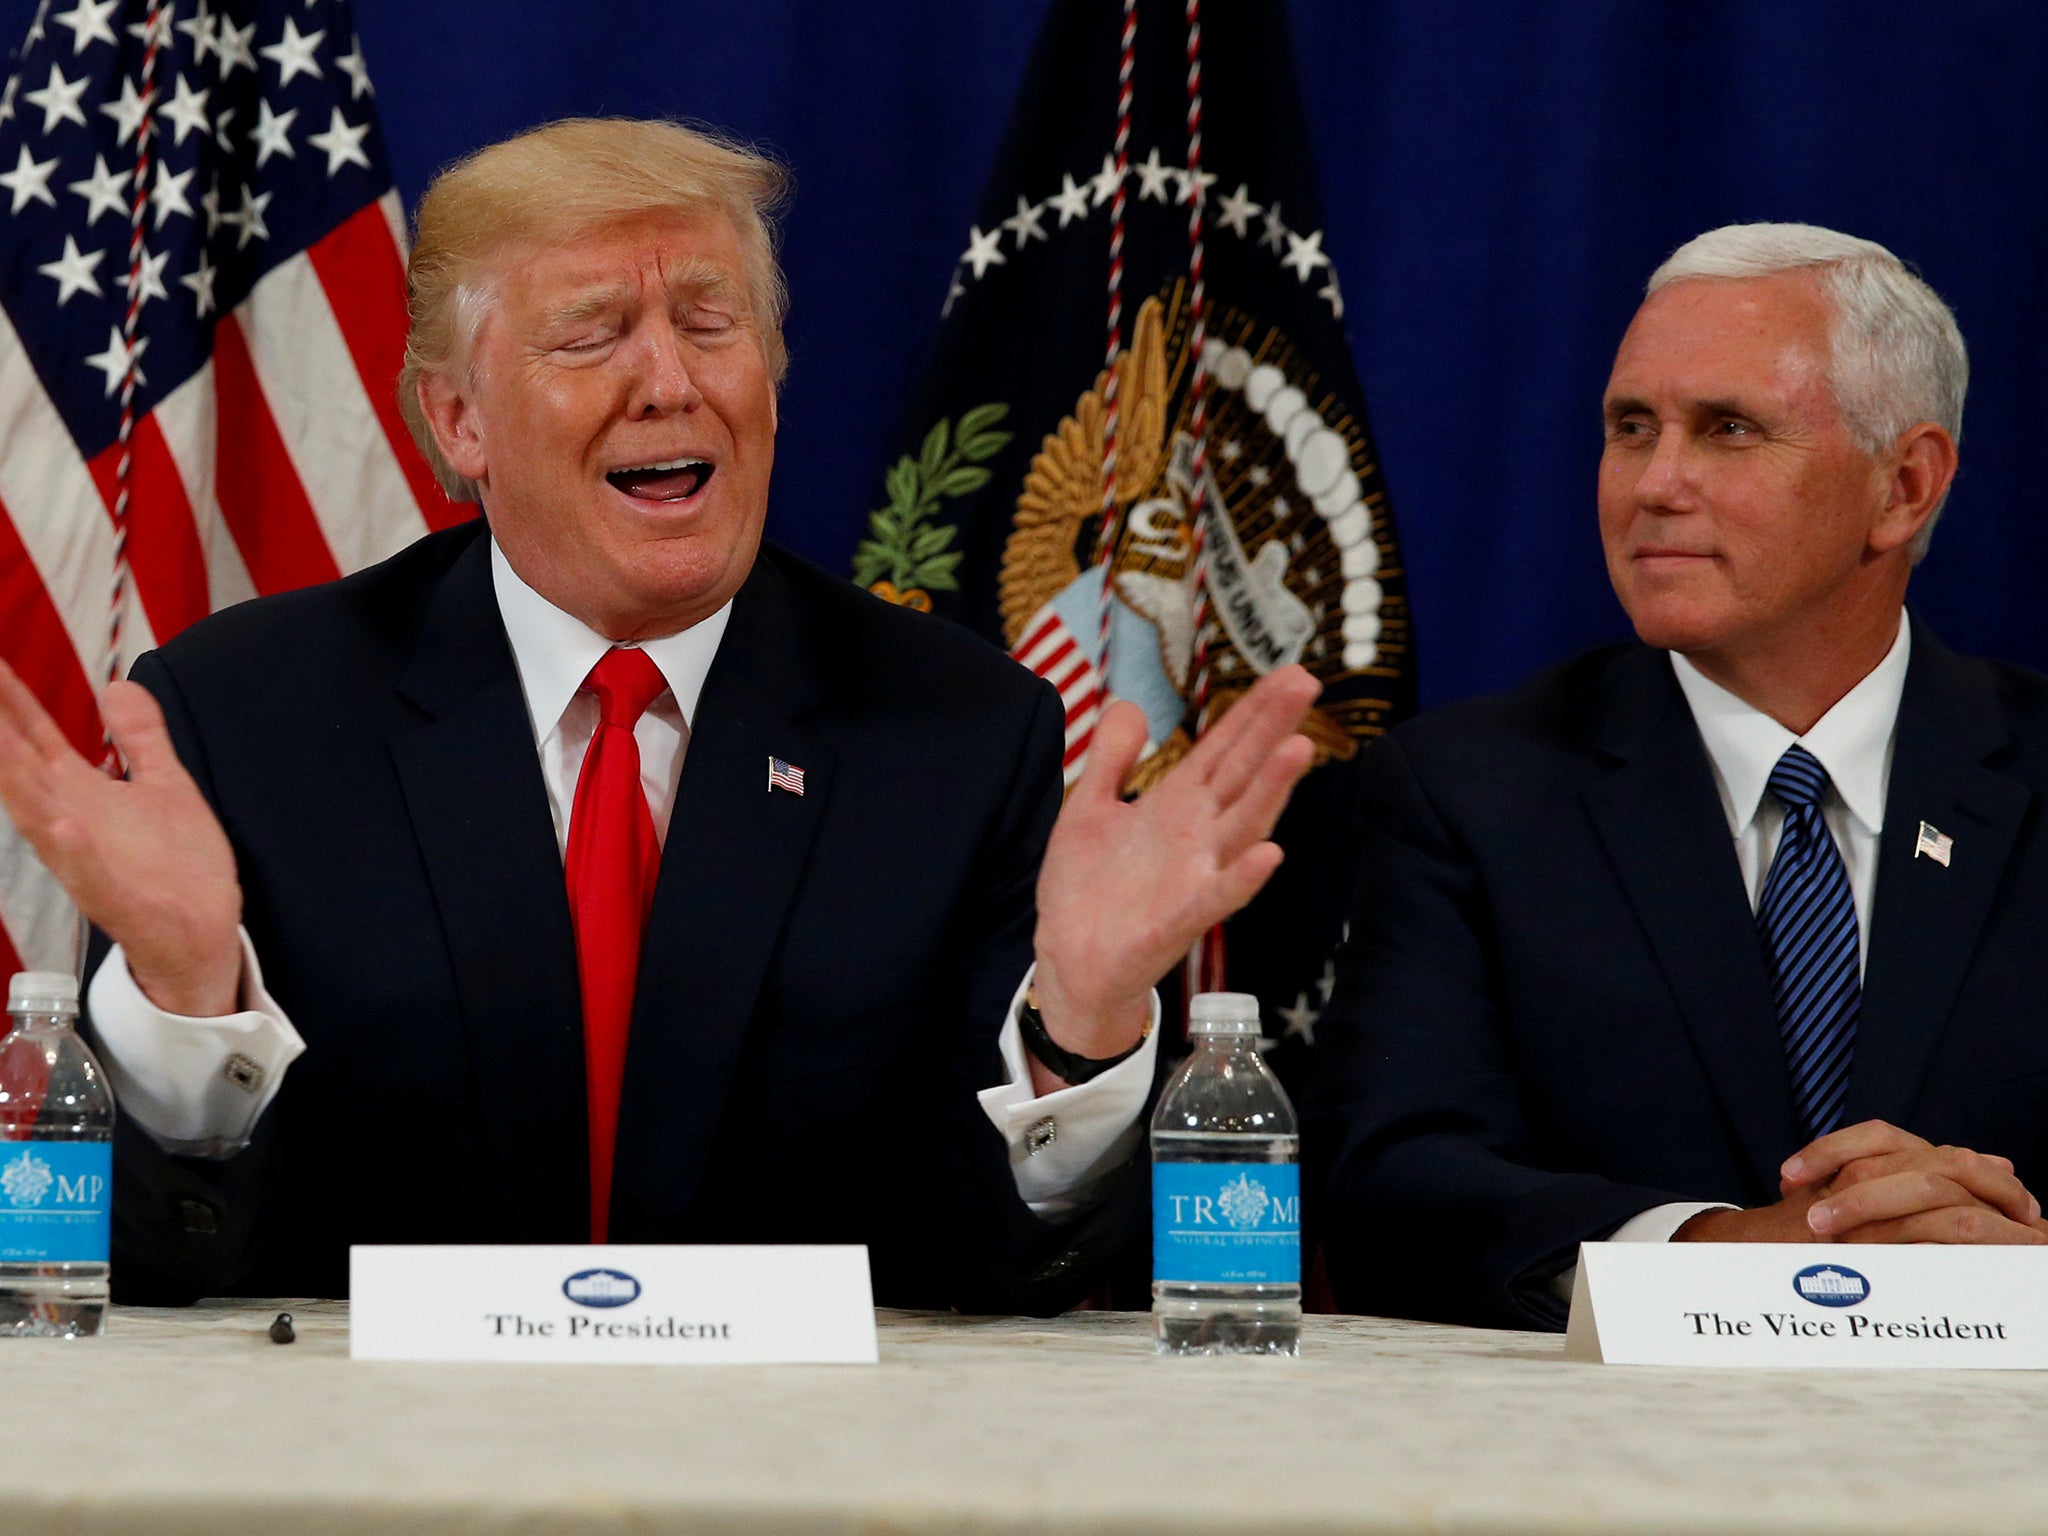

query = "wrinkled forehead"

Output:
[[1607, 272, 1836, 408], [484, 207, 747, 314]]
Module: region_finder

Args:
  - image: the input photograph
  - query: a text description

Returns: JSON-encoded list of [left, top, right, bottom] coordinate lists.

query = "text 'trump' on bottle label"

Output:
[[0, 1142, 111, 1263], [1153, 1163, 1301, 1286]]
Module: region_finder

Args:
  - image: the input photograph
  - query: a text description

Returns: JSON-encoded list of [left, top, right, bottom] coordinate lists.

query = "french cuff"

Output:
[[1548, 1200, 1740, 1303], [86, 929, 306, 1157], [977, 965, 1160, 1220]]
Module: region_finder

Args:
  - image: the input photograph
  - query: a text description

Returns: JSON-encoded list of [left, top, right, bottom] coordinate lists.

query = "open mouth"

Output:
[[605, 457, 714, 503]]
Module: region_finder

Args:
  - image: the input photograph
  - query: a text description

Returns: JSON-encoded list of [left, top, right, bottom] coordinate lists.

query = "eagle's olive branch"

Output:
[[855, 402, 1013, 599]]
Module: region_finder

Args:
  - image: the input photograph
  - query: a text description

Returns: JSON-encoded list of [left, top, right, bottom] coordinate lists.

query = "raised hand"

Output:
[[0, 660, 242, 1017], [1029, 665, 1321, 1082], [1677, 1119, 2048, 1244]]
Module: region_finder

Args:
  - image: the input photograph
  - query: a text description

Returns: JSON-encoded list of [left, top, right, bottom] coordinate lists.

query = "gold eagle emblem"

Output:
[[1001, 284, 1406, 792]]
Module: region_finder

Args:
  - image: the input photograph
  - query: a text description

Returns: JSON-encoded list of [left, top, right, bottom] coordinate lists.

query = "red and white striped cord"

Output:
[[1182, 922, 1226, 1004], [1094, 0, 1137, 695], [1180, 0, 1214, 727], [108, 0, 168, 722], [1180, 1, 1226, 999]]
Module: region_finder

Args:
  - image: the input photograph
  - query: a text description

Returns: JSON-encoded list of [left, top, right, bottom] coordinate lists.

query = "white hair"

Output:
[[1648, 222, 1968, 559]]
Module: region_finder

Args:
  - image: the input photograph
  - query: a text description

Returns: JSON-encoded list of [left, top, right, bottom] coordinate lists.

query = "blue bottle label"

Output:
[[1153, 1162, 1301, 1285], [0, 1141, 111, 1263]]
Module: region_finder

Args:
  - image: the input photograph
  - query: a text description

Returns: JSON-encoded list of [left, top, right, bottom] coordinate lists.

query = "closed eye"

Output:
[[545, 326, 619, 356], [679, 309, 737, 338]]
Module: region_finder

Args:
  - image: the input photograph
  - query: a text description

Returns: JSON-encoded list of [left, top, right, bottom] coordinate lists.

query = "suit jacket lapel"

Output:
[[1582, 649, 1799, 1193], [387, 532, 589, 1240], [1850, 621, 2030, 1126], [610, 554, 835, 1238]]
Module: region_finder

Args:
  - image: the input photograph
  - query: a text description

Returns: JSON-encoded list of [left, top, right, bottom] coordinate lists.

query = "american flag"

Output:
[[0, 0, 468, 975], [1914, 819, 1954, 868], [766, 756, 804, 796]]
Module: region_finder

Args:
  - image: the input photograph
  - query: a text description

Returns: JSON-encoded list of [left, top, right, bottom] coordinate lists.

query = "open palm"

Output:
[[1032, 665, 1321, 1053], [0, 662, 242, 1014]]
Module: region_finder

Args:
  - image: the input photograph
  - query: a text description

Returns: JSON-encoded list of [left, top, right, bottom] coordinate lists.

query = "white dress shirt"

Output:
[[1555, 613, 1912, 1281], [1670, 613, 1909, 980], [88, 536, 1156, 1213]]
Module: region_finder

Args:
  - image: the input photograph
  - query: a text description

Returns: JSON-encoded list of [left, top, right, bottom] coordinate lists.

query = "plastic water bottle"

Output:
[[1151, 991, 1300, 1355], [0, 972, 114, 1337]]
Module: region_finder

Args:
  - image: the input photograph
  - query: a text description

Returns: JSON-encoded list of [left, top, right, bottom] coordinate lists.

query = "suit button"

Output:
[[1025, 1117, 1057, 1155]]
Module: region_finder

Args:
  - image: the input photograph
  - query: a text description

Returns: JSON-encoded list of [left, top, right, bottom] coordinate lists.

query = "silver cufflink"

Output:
[[223, 1054, 264, 1094], [1025, 1117, 1057, 1156]]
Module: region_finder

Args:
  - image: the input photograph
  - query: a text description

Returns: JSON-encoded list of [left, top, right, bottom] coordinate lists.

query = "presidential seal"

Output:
[[1001, 285, 1405, 790]]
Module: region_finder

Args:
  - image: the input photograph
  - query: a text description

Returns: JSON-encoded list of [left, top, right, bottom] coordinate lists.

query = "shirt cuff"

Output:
[[977, 965, 1159, 1219], [1549, 1200, 1740, 1303], [86, 929, 306, 1157]]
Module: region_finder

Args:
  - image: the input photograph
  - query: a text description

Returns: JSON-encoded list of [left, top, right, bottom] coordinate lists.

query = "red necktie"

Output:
[[564, 647, 668, 1243]]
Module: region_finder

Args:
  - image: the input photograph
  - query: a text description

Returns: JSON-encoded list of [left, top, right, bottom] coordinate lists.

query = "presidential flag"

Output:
[[860, 0, 1414, 1082], [0, 0, 467, 974]]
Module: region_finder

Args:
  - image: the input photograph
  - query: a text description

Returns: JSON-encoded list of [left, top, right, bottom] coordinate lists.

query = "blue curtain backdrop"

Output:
[[10, 0, 2041, 708]]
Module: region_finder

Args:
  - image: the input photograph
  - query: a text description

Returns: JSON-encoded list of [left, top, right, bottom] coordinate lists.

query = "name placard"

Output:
[[1566, 1243, 2048, 1369], [349, 1245, 879, 1365]]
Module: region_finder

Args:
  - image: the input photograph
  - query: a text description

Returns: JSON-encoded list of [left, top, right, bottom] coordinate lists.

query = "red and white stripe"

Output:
[[0, 189, 470, 975], [1012, 604, 1105, 787], [1181, 0, 1216, 725], [107, 0, 172, 699], [1088, 0, 1139, 771]]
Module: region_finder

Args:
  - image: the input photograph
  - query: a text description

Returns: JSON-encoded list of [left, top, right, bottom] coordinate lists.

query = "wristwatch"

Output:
[[1017, 985, 1150, 1084]]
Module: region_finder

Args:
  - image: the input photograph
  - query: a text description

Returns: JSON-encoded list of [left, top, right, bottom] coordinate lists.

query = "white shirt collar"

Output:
[[488, 536, 732, 742], [1669, 612, 1911, 839]]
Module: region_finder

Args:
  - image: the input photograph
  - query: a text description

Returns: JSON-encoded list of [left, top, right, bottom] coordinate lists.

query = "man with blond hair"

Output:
[[0, 119, 1319, 1306], [1309, 223, 2048, 1330]]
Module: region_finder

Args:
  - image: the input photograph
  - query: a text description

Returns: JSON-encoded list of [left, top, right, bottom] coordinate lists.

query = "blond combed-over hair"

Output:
[[398, 117, 792, 503]]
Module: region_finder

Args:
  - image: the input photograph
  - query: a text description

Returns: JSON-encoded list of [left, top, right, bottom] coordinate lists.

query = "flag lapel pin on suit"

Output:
[[1914, 821, 1954, 867], [767, 757, 805, 796]]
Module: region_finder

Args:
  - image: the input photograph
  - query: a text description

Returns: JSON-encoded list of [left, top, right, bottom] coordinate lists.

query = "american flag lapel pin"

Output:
[[767, 756, 805, 796], [1914, 820, 1954, 867]]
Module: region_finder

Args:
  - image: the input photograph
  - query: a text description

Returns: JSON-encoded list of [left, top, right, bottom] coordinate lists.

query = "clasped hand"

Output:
[[1677, 1120, 2048, 1245]]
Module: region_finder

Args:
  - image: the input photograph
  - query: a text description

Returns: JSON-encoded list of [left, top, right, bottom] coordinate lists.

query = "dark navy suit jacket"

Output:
[[1306, 621, 2048, 1329], [97, 519, 1135, 1308]]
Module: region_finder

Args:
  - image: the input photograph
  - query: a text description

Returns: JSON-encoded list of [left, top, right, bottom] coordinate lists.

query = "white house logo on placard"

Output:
[[562, 1268, 642, 1309], [1793, 1263, 1871, 1308], [0, 1149, 53, 1207]]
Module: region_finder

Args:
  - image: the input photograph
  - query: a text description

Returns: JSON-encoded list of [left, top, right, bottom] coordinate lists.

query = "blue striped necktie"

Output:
[[1756, 744, 1860, 1139]]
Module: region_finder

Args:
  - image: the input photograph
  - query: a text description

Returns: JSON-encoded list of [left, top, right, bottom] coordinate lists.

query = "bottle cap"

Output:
[[8, 971, 79, 1017], [1188, 991, 1261, 1036]]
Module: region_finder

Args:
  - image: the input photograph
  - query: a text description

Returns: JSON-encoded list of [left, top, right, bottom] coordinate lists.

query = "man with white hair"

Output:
[[1308, 223, 2048, 1329], [0, 119, 1319, 1305]]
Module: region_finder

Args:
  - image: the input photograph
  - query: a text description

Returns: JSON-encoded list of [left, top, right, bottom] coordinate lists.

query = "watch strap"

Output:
[[1017, 987, 1147, 1084]]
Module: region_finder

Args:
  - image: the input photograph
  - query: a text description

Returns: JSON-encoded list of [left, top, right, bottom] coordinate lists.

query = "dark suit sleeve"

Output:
[[1305, 732, 1693, 1330], [932, 677, 1146, 1315], [84, 649, 278, 1305]]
